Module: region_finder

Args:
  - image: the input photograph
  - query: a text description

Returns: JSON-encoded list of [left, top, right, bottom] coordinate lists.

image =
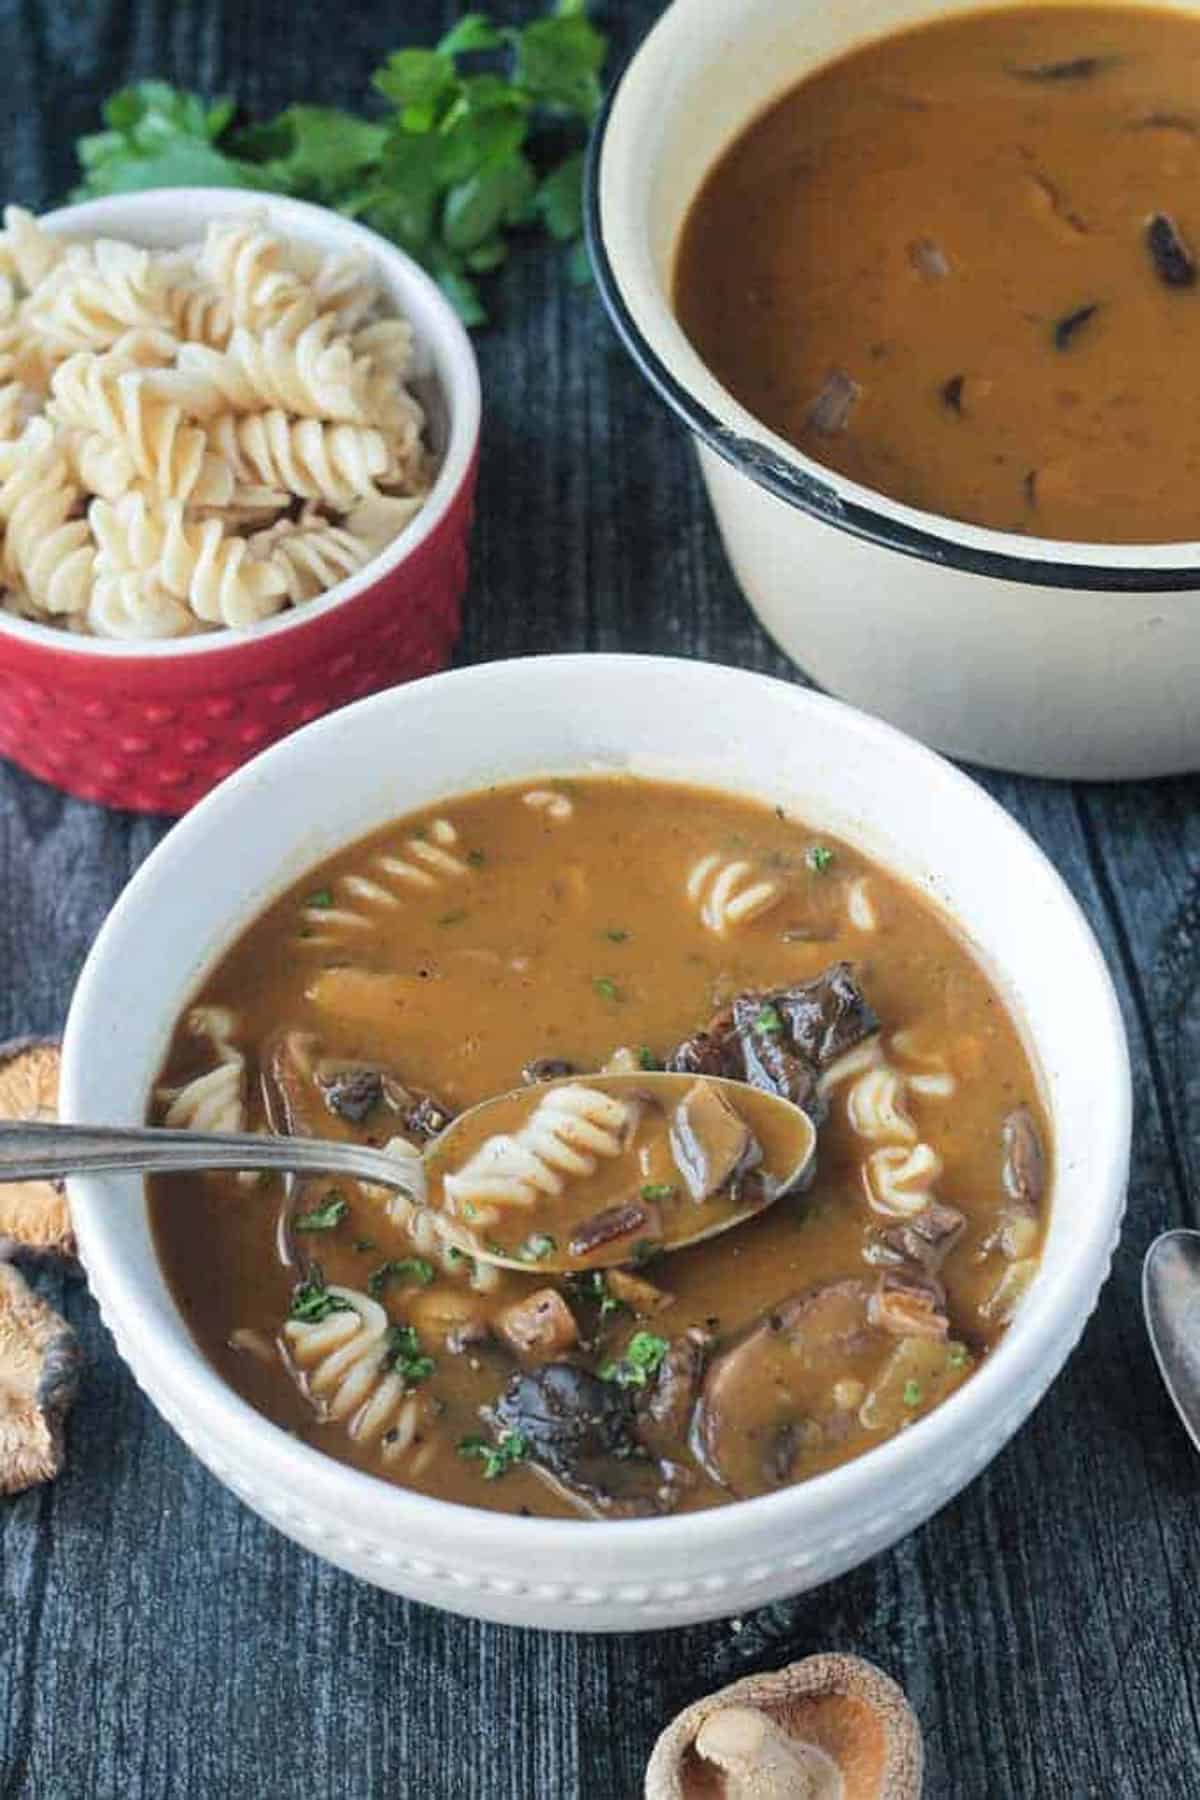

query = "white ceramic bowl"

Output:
[[587, 0, 1200, 780], [62, 655, 1130, 1631]]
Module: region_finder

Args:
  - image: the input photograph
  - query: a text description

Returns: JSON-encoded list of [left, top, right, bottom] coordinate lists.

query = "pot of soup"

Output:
[[587, 0, 1200, 778], [61, 655, 1130, 1630]]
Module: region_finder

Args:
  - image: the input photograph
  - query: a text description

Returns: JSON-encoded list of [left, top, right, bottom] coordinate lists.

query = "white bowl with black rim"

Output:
[[61, 654, 1130, 1631], [585, 0, 1200, 780]]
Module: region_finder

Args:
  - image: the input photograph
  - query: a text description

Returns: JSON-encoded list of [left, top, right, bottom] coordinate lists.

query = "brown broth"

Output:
[[673, 4, 1200, 543], [150, 777, 1049, 1519]]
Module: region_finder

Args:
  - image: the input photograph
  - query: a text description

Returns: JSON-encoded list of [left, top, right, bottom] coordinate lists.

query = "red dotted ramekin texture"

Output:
[[0, 460, 476, 816]]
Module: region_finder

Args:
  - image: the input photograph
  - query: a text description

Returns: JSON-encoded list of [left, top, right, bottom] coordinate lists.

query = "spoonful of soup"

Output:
[[0, 1073, 817, 1273]]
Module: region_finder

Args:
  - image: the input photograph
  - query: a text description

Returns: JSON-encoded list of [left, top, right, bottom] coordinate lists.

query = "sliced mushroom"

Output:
[[670, 1082, 759, 1202], [489, 1362, 680, 1517], [637, 1326, 713, 1455], [985, 1107, 1046, 1260], [867, 1268, 949, 1340], [864, 1200, 965, 1273], [0, 1261, 81, 1494], [607, 1268, 673, 1315], [496, 1288, 579, 1358], [318, 1066, 384, 1123], [643, 1653, 923, 1800], [265, 1031, 453, 1145], [0, 1039, 72, 1260], [569, 1198, 663, 1261], [979, 1257, 1038, 1324], [693, 1281, 884, 1497]]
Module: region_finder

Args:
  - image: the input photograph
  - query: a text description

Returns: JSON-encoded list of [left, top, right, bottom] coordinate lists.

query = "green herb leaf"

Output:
[[754, 1004, 784, 1035], [640, 1183, 675, 1203], [637, 1046, 660, 1072], [293, 1192, 349, 1233], [903, 1379, 923, 1406], [806, 844, 835, 874], [600, 1330, 669, 1389], [368, 1257, 436, 1298], [512, 12, 606, 117], [519, 1232, 557, 1262], [305, 888, 334, 910], [535, 149, 585, 241], [438, 13, 505, 56], [288, 1270, 354, 1323], [458, 1428, 530, 1479], [466, 848, 487, 867], [383, 1323, 436, 1385], [566, 1269, 625, 1322], [594, 977, 621, 1002], [947, 1342, 970, 1369], [604, 927, 629, 944]]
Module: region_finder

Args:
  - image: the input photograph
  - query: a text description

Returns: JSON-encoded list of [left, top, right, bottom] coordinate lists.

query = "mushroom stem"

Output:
[[693, 1707, 845, 1800]]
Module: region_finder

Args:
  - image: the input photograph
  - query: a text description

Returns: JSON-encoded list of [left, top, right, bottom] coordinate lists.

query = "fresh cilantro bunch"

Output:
[[71, 0, 607, 325]]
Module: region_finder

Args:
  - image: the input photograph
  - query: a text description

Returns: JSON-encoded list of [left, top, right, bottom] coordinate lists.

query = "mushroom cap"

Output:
[[0, 1260, 81, 1494], [0, 1039, 72, 1260], [644, 1653, 923, 1800]]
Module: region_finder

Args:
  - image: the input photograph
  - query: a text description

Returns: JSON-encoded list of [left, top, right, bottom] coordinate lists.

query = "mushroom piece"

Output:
[[864, 1201, 965, 1273], [606, 1268, 673, 1316], [985, 1106, 1046, 1259], [0, 1039, 72, 1260], [670, 1081, 759, 1202], [693, 1281, 885, 1498], [867, 1268, 949, 1340], [0, 1261, 81, 1494], [644, 1653, 923, 1800], [637, 1326, 713, 1455], [496, 1287, 580, 1358]]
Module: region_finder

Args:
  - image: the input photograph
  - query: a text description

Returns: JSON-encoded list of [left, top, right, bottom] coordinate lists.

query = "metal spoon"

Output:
[[0, 1073, 818, 1274], [1143, 1228, 1200, 1453]]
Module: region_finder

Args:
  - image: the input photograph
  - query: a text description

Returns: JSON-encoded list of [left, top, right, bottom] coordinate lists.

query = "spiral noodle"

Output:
[[845, 1065, 918, 1144], [210, 411, 390, 509], [27, 239, 167, 357], [388, 1187, 503, 1294], [864, 1142, 945, 1219], [250, 516, 374, 604], [0, 421, 93, 617], [523, 788, 574, 823], [443, 1084, 635, 1222], [0, 206, 63, 291], [686, 851, 783, 935], [158, 1006, 247, 1132], [166, 313, 373, 423], [164, 279, 233, 348], [90, 493, 289, 629], [296, 818, 470, 944], [199, 216, 312, 331], [284, 1286, 427, 1459], [51, 353, 232, 506]]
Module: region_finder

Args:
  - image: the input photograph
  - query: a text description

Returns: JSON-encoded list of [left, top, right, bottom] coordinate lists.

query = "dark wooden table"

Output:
[[1, 4, 1198, 1795]]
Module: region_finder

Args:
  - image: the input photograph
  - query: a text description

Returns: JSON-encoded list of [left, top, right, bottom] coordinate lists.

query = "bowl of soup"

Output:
[[587, 0, 1200, 778], [60, 654, 1129, 1630]]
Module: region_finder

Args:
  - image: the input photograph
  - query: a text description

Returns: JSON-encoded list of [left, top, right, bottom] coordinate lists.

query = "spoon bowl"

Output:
[[1143, 1228, 1200, 1453], [0, 1073, 818, 1274]]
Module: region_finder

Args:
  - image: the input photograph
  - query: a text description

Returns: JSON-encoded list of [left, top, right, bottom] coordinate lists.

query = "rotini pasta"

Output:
[[283, 1286, 430, 1460], [443, 1084, 635, 1225], [845, 1064, 918, 1143], [863, 1142, 944, 1218], [0, 206, 433, 638], [157, 1005, 247, 1132], [686, 851, 783, 935]]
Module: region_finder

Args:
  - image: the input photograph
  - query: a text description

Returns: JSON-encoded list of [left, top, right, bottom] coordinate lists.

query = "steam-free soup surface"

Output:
[[674, 4, 1200, 542], [151, 778, 1048, 1520]]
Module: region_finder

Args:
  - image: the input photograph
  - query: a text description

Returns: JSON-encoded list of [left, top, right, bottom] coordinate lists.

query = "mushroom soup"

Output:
[[673, 4, 1200, 542], [150, 777, 1049, 1519]]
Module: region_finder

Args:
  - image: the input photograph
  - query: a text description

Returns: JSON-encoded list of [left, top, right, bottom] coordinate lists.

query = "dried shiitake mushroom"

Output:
[[644, 1653, 922, 1800], [0, 1039, 72, 1259], [0, 1260, 80, 1494]]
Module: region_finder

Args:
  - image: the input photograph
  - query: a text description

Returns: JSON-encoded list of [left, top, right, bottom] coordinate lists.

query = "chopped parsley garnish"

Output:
[[600, 1330, 669, 1389], [288, 1270, 354, 1323], [466, 848, 486, 867], [947, 1343, 970, 1369], [593, 976, 621, 1002], [293, 1191, 348, 1232], [605, 927, 629, 943], [806, 845, 835, 874], [637, 1046, 660, 1072], [567, 1270, 625, 1322], [754, 1004, 784, 1035], [438, 908, 469, 926], [902, 1379, 923, 1406], [383, 1324, 435, 1386], [368, 1257, 436, 1298], [458, 1429, 530, 1480], [641, 1182, 675, 1203], [305, 887, 334, 909], [519, 1232, 557, 1262]]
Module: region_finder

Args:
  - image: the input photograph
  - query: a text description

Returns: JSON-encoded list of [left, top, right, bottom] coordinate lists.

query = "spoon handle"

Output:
[[0, 1120, 418, 1193]]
